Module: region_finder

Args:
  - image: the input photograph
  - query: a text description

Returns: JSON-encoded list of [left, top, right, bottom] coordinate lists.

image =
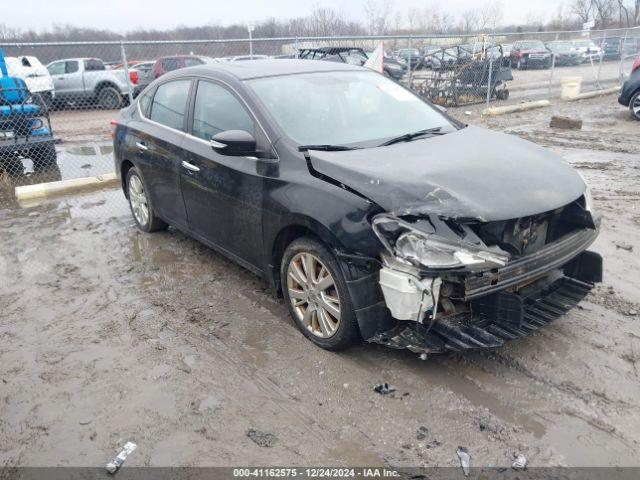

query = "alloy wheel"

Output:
[[633, 95, 640, 118], [128, 174, 149, 227], [286, 252, 341, 338]]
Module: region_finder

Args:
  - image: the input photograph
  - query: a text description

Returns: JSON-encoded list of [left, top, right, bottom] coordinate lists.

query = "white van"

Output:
[[5, 55, 55, 108]]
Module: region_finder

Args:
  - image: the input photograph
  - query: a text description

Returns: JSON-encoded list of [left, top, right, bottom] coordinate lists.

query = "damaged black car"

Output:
[[113, 59, 602, 354]]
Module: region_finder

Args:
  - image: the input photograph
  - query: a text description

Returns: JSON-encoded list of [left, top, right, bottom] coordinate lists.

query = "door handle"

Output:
[[136, 141, 148, 152], [181, 161, 200, 172]]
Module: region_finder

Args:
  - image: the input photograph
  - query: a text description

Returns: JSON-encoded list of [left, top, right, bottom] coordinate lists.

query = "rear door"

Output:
[[180, 79, 269, 269], [135, 79, 192, 228]]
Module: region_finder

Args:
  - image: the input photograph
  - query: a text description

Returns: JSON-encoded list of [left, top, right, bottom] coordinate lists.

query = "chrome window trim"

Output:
[[137, 75, 276, 157]]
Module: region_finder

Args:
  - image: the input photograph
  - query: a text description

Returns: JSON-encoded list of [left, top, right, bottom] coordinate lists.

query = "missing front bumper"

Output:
[[370, 250, 602, 354]]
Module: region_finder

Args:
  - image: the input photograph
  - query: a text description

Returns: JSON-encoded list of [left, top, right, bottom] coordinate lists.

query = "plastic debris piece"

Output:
[[512, 453, 527, 470], [456, 446, 471, 476], [416, 426, 429, 440], [247, 428, 277, 447], [106, 441, 137, 474], [373, 382, 396, 395]]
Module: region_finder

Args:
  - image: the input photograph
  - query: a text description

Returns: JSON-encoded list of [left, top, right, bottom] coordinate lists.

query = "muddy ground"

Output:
[[0, 94, 639, 469]]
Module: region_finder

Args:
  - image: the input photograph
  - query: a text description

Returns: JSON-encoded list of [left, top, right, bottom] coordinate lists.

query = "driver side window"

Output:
[[191, 81, 254, 141]]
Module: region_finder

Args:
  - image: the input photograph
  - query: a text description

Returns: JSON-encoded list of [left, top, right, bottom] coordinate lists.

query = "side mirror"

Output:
[[210, 130, 256, 156]]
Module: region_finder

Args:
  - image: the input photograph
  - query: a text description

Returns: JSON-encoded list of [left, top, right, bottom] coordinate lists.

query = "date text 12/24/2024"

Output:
[[233, 469, 400, 478]]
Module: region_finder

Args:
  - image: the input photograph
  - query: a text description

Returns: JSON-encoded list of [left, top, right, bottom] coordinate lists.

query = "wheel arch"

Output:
[[269, 220, 344, 298], [120, 159, 135, 197]]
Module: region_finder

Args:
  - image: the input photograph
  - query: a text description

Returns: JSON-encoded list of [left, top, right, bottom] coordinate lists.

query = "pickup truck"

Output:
[[46, 58, 133, 109]]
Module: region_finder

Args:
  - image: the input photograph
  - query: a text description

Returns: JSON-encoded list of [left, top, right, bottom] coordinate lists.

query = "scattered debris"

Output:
[[456, 446, 471, 476], [373, 382, 396, 395], [177, 361, 192, 374], [615, 242, 633, 252], [426, 439, 442, 449], [79, 418, 93, 425], [512, 453, 528, 470], [416, 426, 429, 440], [105, 441, 137, 474], [419, 353, 428, 361], [549, 115, 583, 130], [81, 163, 93, 169], [627, 309, 638, 316], [247, 428, 278, 448], [464, 111, 472, 116]]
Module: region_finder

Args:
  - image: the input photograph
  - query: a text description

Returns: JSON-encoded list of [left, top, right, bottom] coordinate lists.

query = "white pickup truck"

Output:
[[46, 58, 133, 109]]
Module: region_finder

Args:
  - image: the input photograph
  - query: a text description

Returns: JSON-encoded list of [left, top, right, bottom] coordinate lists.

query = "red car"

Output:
[[151, 55, 212, 79], [510, 40, 552, 70]]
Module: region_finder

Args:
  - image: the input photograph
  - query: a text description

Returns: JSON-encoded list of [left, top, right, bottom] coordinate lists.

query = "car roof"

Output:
[[164, 59, 364, 81]]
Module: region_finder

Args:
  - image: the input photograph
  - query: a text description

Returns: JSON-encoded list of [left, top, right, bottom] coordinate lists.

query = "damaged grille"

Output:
[[472, 195, 593, 257]]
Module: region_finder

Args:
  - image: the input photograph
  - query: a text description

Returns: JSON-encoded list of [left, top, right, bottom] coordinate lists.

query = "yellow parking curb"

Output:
[[15, 172, 118, 201], [482, 100, 551, 116], [563, 86, 621, 102]]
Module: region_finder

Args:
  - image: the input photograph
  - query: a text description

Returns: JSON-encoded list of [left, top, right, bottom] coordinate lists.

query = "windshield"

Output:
[[246, 71, 455, 147]]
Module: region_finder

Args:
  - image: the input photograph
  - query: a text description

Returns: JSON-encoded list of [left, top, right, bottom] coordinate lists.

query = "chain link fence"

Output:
[[1, 27, 639, 213]]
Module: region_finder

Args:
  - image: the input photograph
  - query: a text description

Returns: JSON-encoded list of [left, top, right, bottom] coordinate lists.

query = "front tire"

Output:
[[629, 91, 640, 121], [126, 166, 168, 232], [281, 237, 360, 350]]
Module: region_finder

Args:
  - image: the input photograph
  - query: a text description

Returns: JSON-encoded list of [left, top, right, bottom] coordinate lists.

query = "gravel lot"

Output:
[[1, 93, 639, 469]]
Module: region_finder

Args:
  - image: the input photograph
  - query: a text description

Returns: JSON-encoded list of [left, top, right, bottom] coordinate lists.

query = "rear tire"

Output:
[[31, 143, 57, 171], [125, 166, 168, 232], [629, 91, 640, 121], [97, 86, 123, 110], [281, 237, 360, 351]]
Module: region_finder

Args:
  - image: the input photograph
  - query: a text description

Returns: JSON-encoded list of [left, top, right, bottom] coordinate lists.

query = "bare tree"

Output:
[[363, 0, 395, 35], [592, 0, 617, 28], [478, 1, 504, 31], [459, 8, 480, 33], [571, 0, 594, 23]]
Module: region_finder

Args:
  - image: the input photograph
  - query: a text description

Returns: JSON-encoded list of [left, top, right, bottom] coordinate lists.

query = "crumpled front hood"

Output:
[[308, 126, 585, 222]]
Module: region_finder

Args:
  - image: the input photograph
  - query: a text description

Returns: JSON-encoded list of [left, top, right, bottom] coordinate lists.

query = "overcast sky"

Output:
[[11, 0, 567, 32]]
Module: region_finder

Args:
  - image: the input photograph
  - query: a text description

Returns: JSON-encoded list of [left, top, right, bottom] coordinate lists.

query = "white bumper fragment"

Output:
[[379, 267, 441, 321]]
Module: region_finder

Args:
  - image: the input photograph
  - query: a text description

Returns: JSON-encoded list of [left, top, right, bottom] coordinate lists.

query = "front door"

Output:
[[47, 60, 81, 101], [180, 79, 268, 269]]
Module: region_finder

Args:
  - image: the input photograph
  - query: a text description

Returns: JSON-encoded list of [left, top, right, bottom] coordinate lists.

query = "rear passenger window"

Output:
[[149, 80, 191, 131], [192, 81, 254, 141], [84, 59, 105, 71], [184, 57, 203, 67], [162, 58, 179, 71]]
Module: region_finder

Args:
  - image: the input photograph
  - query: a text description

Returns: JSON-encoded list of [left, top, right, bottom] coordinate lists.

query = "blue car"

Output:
[[618, 54, 640, 120], [0, 48, 57, 172]]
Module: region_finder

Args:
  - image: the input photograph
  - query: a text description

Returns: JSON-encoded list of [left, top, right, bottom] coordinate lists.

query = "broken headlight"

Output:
[[372, 213, 510, 271]]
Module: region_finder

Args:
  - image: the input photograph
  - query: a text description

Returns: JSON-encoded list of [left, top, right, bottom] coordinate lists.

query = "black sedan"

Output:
[[113, 60, 602, 355], [618, 54, 640, 120]]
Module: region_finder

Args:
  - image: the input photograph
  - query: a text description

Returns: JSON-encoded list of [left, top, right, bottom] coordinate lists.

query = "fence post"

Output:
[[294, 37, 299, 58], [407, 35, 413, 88], [486, 55, 494, 106], [619, 29, 629, 83], [120, 42, 134, 105], [548, 33, 559, 99], [596, 31, 606, 89]]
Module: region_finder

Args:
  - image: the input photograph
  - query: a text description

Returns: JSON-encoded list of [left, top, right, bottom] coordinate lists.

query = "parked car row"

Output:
[[399, 38, 627, 72]]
